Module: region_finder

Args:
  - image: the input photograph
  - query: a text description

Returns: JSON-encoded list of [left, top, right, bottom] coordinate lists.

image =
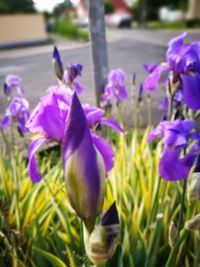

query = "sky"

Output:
[[33, 0, 80, 12], [33, 0, 136, 12]]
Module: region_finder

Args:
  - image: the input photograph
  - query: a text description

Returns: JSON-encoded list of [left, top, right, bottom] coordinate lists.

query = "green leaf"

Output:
[[34, 246, 68, 267]]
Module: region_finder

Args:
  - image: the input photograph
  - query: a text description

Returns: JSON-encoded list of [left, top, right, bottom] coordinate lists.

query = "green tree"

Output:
[[136, 0, 188, 20], [0, 0, 35, 14], [104, 0, 114, 14]]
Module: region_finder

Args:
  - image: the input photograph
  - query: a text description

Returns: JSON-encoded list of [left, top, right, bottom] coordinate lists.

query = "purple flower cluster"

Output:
[[1, 74, 30, 134], [1, 97, 30, 134], [144, 33, 200, 181], [52, 46, 84, 94], [4, 74, 24, 96], [148, 120, 200, 181], [144, 32, 200, 110], [101, 68, 128, 106]]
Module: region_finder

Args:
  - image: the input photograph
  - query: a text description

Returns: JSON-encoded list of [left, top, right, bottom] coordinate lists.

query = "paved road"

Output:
[[0, 29, 200, 126]]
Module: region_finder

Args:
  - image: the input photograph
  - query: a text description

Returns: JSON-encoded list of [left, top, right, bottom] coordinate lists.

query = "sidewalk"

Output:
[[0, 34, 88, 60]]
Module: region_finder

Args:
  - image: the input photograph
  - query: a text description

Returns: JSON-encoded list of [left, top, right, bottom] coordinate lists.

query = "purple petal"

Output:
[[167, 32, 187, 54], [159, 96, 168, 110], [159, 147, 195, 181], [91, 133, 114, 174], [73, 80, 85, 94], [27, 92, 67, 141], [67, 63, 83, 81], [16, 86, 24, 96], [163, 129, 187, 147], [28, 137, 48, 183], [117, 85, 128, 99], [147, 125, 163, 142], [83, 104, 104, 127], [143, 63, 158, 73], [62, 93, 105, 222], [108, 68, 126, 86], [144, 64, 169, 91], [101, 202, 119, 226], [101, 85, 113, 105], [0, 115, 11, 129], [5, 74, 22, 87], [181, 73, 200, 110], [100, 118, 124, 133]]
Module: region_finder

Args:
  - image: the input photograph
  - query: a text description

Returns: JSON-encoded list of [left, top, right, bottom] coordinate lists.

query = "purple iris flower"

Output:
[[4, 74, 24, 96], [62, 93, 105, 225], [64, 63, 84, 94], [1, 97, 30, 134], [144, 32, 200, 110], [101, 68, 128, 106], [26, 87, 123, 183], [52, 46, 64, 80], [147, 120, 200, 181]]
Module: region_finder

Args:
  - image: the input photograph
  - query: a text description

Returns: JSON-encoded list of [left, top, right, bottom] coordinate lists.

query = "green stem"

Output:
[[147, 94, 152, 126], [165, 229, 188, 267], [177, 180, 187, 232], [146, 175, 161, 230], [145, 214, 163, 267], [0, 128, 10, 158]]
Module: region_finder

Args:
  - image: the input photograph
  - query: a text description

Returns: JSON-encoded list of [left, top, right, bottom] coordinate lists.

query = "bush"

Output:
[[53, 19, 89, 42], [104, 0, 114, 14]]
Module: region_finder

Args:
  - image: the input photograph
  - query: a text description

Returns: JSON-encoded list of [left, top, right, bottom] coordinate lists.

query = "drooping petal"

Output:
[[181, 73, 200, 110], [147, 125, 163, 142], [91, 133, 114, 174], [16, 86, 24, 96], [144, 64, 169, 91], [27, 137, 48, 183], [100, 118, 124, 133], [62, 93, 105, 223], [73, 80, 85, 94], [117, 85, 128, 99], [83, 104, 104, 127], [159, 147, 195, 181]]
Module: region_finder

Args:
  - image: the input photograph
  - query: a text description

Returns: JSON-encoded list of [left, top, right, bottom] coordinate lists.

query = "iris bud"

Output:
[[185, 214, 200, 231], [84, 202, 120, 266], [52, 46, 64, 80], [188, 172, 200, 201], [62, 93, 106, 230]]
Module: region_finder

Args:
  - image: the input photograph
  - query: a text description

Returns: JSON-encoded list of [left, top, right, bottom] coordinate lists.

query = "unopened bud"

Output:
[[52, 46, 63, 80], [168, 221, 178, 248], [185, 214, 200, 231], [188, 172, 200, 201], [84, 202, 120, 266]]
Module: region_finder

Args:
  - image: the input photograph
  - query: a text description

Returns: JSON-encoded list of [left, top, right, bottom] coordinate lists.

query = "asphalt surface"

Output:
[[0, 28, 200, 127]]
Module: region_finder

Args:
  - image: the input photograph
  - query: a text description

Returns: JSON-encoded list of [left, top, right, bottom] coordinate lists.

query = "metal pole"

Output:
[[88, 0, 109, 106]]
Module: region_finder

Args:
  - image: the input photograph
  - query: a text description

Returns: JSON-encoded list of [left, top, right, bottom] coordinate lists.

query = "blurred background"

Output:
[[0, 0, 199, 48], [0, 0, 200, 126]]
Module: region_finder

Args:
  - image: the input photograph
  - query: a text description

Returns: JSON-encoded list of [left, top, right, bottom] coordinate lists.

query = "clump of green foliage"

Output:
[[0, 128, 200, 267], [53, 19, 89, 42]]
